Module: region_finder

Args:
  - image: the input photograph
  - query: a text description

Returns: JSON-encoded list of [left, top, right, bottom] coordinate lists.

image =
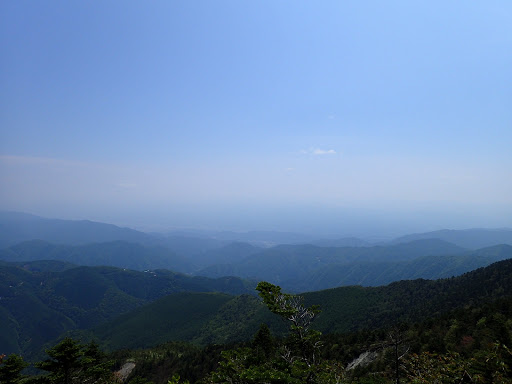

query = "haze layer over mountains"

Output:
[[2, 211, 512, 293]]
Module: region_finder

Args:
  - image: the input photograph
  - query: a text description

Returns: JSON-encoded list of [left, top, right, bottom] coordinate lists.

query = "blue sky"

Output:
[[1, 1, 511, 237]]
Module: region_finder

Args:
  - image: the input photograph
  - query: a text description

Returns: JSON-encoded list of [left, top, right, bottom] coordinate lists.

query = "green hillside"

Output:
[[3, 258, 512, 383], [92, 292, 286, 352], [79, 258, 512, 354], [3, 240, 512, 371], [307, 257, 512, 333], [93, 292, 235, 350], [0, 262, 254, 357]]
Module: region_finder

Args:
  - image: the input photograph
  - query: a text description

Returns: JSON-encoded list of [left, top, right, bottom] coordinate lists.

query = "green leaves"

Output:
[[256, 281, 320, 330], [167, 374, 190, 384], [256, 282, 323, 366], [404, 343, 512, 384]]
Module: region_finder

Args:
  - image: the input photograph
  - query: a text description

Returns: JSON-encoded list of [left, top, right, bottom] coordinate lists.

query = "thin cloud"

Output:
[[300, 148, 337, 156], [313, 148, 336, 155]]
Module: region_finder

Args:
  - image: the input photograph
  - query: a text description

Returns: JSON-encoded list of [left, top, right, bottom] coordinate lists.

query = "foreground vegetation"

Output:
[[3, 279, 512, 383]]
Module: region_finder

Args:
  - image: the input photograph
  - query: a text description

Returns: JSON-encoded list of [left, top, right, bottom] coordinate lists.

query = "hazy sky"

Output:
[[1, 1, 511, 237]]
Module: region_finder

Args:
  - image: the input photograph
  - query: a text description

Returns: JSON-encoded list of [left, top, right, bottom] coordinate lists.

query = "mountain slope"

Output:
[[0, 211, 153, 248], [0, 262, 254, 357], [0, 240, 195, 273], [196, 239, 468, 289], [289, 244, 512, 291], [306, 237, 371, 247], [89, 293, 280, 351], [84, 258, 512, 352], [390, 228, 512, 249], [0, 264, 77, 355], [192, 242, 262, 267], [0, 212, 265, 270], [93, 292, 235, 350], [307, 257, 512, 333]]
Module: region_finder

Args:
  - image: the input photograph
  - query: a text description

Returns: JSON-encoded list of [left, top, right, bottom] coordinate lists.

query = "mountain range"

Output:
[[2, 211, 512, 361], [2, 212, 512, 293], [390, 228, 512, 249], [0, 239, 194, 273], [4, 211, 512, 250], [70, 257, 512, 352]]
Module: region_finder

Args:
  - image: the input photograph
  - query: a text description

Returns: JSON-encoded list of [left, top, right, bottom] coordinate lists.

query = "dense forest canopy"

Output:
[[2, 271, 512, 383]]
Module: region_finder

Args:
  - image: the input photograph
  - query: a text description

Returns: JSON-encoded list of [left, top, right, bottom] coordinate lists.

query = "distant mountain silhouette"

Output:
[[0, 239, 194, 273], [390, 228, 512, 249], [305, 237, 371, 247], [289, 244, 512, 291], [195, 239, 470, 290], [0, 211, 152, 248]]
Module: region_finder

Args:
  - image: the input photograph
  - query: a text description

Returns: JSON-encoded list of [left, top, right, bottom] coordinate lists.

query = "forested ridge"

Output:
[[0, 262, 254, 357], [79, 258, 512, 352], [4, 238, 511, 294], [2, 215, 512, 382], [2, 293, 512, 383], [2, 259, 512, 383]]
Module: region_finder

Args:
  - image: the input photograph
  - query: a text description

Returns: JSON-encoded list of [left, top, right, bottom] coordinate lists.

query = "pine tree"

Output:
[[252, 323, 275, 362], [80, 341, 115, 384], [0, 354, 28, 384], [35, 338, 83, 384]]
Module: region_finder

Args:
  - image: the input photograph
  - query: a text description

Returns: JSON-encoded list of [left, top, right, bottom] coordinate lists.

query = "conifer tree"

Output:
[[252, 323, 274, 362], [80, 341, 115, 384], [35, 337, 82, 384], [34, 338, 116, 384], [0, 354, 28, 384], [35, 337, 83, 384]]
